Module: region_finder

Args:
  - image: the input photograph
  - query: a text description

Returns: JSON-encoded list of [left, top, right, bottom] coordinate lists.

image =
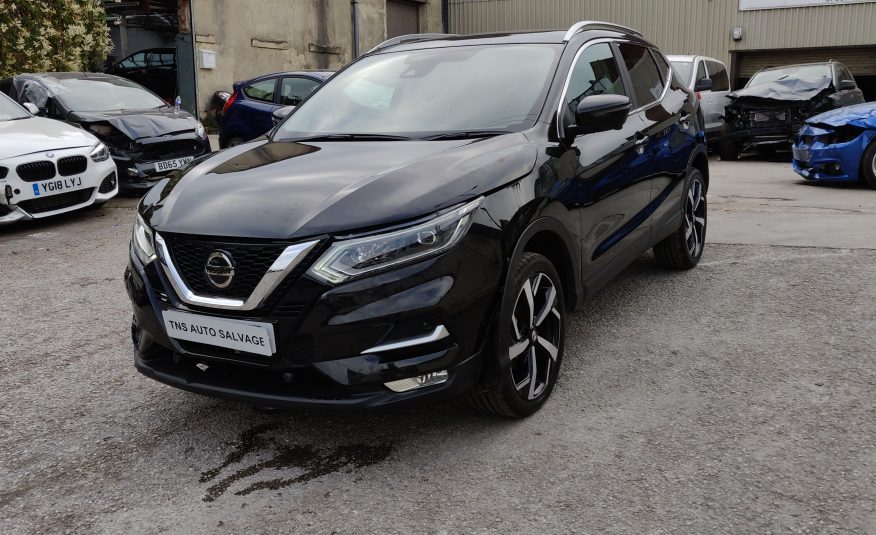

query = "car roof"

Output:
[[667, 55, 724, 64], [383, 28, 654, 55], [756, 61, 833, 72], [19, 72, 128, 82], [241, 70, 334, 85]]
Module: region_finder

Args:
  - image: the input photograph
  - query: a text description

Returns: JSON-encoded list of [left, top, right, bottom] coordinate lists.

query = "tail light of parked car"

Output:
[[223, 91, 238, 114]]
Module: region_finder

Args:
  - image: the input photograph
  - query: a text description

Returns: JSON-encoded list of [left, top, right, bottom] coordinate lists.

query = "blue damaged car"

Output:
[[792, 102, 876, 188]]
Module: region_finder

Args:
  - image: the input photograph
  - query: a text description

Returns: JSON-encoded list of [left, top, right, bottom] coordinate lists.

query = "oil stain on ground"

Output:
[[200, 422, 393, 502]]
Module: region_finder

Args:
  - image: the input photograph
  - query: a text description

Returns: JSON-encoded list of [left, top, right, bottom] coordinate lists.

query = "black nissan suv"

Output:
[[125, 23, 708, 418]]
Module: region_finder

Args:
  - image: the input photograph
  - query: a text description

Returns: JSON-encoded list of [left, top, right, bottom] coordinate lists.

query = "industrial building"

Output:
[[448, 0, 876, 99]]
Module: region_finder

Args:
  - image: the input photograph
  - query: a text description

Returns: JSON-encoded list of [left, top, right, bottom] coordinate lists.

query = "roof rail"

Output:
[[563, 21, 642, 42], [368, 33, 458, 54]]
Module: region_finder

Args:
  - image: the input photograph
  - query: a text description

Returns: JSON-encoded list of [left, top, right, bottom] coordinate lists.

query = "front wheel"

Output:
[[720, 139, 740, 161], [654, 169, 707, 270], [861, 140, 876, 189], [468, 252, 565, 418]]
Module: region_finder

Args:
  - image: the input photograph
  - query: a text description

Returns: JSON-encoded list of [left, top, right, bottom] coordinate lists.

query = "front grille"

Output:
[[284, 335, 313, 362], [57, 155, 87, 176], [98, 172, 117, 194], [142, 139, 207, 162], [18, 188, 93, 214], [16, 161, 56, 182], [166, 237, 288, 299]]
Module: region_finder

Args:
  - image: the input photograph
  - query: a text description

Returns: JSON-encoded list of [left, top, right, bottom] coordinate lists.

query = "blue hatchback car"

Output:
[[219, 70, 332, 148], [792, 102, 876, 188]]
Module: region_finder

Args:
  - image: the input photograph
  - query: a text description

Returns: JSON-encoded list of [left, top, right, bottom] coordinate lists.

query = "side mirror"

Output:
[[22, 102, 39, 115], [567, 94, 630, 139], [694, 78, 713, 92], [839, 79, 856, 91], [272, 105, 295, 125]]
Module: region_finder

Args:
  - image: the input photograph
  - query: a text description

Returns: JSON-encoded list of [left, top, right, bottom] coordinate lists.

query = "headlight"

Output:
[[132, 214, 156, 264], [89, 142, 110, 162], [194, 121, 206, 138], [307, 197, 483, 284]]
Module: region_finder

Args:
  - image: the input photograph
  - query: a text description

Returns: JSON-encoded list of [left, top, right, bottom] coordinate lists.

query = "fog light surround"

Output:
[[384, 370, 449, 393]]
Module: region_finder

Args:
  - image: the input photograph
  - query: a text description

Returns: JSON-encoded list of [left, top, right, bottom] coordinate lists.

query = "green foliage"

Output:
[[0, 0, 114, 77]]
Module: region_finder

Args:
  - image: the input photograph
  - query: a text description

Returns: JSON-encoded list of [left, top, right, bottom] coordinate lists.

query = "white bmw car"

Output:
[[0, 92, 118, 225]]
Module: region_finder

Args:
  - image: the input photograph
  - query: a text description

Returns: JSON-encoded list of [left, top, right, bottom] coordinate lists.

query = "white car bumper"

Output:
[[0, 146, 117, 225]]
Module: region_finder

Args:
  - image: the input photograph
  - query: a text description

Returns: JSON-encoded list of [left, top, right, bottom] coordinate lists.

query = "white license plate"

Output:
[[162, 309, 276, 356], [154, 156, 194, 173], [32, 176, 84, 197], [792, 146, 811, 162]]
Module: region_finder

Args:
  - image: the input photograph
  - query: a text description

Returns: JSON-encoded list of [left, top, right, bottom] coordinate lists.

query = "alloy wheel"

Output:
[[509, 272, 562, 401], [684, 178, 706, 257]]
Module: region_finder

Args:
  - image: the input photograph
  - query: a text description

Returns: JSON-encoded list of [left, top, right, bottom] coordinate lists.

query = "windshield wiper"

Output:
[[289, 133, 414, 142], [422, 130, 510, 141]]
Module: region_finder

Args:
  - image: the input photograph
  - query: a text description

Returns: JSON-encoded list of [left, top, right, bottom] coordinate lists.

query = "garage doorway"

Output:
[[103, 0, 197, 115], [732, 46, 876, 101], [387, 0, 422, 38]]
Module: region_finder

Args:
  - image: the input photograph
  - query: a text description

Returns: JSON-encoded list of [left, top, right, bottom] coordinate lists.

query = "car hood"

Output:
[[0, 116, 97, 160], [68, 108, 199, 140], [728, 76, 833, 104], [805, 102, 876, 129], [142, 133, 537, 239]]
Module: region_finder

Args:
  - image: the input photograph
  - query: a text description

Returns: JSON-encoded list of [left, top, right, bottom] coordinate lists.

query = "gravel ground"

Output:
[[1, 157, 874, 534]]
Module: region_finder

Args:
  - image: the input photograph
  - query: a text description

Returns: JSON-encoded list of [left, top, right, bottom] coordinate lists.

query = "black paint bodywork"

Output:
[[126, 30, 707, 409], [3, 73, 211, 191]]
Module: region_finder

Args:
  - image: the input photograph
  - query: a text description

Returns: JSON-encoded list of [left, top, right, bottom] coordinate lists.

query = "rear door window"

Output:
[[618, 43, 665, 107], [705, 60, 729, 91], [279, 77, 320, 106], [244, 78, 277, 103]]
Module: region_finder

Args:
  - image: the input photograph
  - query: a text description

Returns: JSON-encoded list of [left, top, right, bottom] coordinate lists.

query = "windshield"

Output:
[[275, 44, 562, 139], [748, 64, 831, 87], [0, 93, 30, 121], [670, 61, 693, 85], [54, 77, 165, 112]]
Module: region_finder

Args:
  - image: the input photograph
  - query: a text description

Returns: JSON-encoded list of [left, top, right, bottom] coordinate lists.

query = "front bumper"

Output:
[[0, 148, 118, 225], [112, 133, 211, 191], [124, 236, 500, 409], [792, 125, 874, 182]]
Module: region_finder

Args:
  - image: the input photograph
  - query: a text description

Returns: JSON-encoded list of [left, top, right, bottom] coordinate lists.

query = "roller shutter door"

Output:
[[735, 46, 876, 78]]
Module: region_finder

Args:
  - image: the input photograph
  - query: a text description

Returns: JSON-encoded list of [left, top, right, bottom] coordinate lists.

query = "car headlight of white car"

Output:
[[195, 121, 206, 138], [307, 197, 483, 284], [132, 214, 157, 264], [89, 142, 110, 162]]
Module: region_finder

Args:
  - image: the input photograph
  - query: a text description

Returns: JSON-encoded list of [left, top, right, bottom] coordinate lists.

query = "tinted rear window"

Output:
[[618, 43, 665, 106]]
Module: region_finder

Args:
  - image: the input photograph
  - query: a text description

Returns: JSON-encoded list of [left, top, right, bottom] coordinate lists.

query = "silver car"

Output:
[[669, 55, 731, 143]]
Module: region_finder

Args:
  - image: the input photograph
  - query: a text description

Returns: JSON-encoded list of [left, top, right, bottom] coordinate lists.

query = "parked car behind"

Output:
[[668, 55, 730, 143], [219, 70, 333, 148], [106, 47, 177, 103], [720, 61, 864, 160], [3, 73, 211, 192], [126, 24, 709, 418], [792, 102, 876, 188], [0, 92, 117, 225]]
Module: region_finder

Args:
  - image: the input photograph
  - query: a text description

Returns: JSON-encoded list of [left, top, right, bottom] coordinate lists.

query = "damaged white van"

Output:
[[0, 92, 118, 225]]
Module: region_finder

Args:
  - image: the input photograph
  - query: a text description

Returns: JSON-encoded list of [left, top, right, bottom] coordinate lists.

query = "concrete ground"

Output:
[[1, 156, 874, 534]]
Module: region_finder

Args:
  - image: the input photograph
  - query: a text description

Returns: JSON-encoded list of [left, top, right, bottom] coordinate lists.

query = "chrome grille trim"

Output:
[[154, 233, 318, 311]]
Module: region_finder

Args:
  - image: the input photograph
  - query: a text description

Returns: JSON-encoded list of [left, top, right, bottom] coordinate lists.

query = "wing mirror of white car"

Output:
[[23, 102, 39, 115]]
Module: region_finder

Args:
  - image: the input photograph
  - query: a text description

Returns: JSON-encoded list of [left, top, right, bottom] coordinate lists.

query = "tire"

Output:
[[861, 140, 876, 189], [467, 252, 565, 418], [654, 168, 707, 270], [719, 139, 740, 161]]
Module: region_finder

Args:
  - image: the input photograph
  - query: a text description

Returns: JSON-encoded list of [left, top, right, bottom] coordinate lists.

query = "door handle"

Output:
[[634, 133, 649, 154]]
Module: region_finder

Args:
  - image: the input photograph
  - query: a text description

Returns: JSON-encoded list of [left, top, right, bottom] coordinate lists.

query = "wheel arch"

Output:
[[689, 144, 710, 192], [508, 217, 581, 312]]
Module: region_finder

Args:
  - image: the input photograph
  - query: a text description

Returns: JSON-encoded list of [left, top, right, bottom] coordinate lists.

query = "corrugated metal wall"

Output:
[[448, 0, 876, 68]]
